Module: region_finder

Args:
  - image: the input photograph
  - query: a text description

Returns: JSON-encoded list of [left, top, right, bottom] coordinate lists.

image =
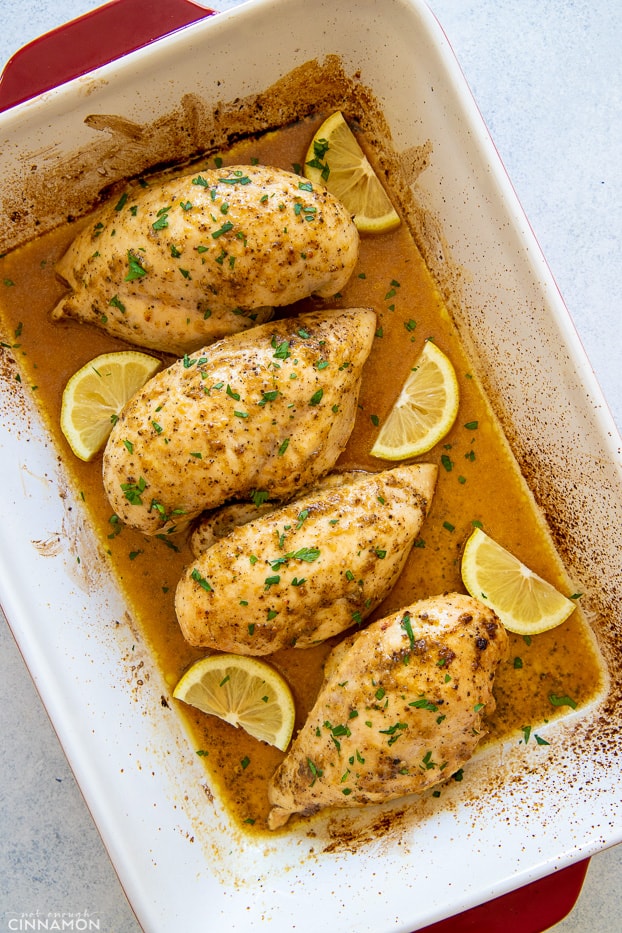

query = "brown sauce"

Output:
[[0, 117, 605, 833]]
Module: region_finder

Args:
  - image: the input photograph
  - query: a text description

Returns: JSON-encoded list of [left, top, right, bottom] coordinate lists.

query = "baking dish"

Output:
[[1, 1, 621, 931]]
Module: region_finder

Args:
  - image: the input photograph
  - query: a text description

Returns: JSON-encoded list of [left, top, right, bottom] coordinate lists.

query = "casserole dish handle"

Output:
[[0, 0, 214, 112], [420, 857, 589, 932]]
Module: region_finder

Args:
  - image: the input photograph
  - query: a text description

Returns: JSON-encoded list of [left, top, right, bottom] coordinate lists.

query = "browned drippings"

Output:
[[0, 117, 605, 835]]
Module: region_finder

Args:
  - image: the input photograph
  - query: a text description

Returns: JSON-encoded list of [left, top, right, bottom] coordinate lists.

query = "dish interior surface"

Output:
[[0, 117, 608, 831], [0, 1, 621, 930]]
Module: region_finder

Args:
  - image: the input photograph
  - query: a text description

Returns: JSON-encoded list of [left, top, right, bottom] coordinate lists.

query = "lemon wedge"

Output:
[[370, 340, 459, 460], [461, 528, 577, 636], [303, 110, 401, 233], [60, 350, 161, 461], [173, 654, 296, 751]]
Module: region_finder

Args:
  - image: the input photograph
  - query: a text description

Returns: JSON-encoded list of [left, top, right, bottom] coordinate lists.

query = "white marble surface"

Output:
[[0, 1, 620, 931]]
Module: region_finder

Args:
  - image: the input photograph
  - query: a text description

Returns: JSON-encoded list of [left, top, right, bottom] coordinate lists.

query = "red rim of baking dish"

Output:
[[0, 1, 591, 929], [0, 0, 215, 112]]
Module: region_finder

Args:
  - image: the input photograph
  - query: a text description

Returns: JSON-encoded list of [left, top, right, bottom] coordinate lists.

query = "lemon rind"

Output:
[[370, 341, 459, 460], [173, 654, 295, 751], [460, 528, 576, 636], [60, 350, 160, 461], [303, 111, 401, 234]]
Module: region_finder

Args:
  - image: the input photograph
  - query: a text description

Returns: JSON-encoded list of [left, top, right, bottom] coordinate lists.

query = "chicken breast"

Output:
[[175, 464, 437, 653], [102, 308, 376, 535], [189, 501, 277, 557], [187, 470, 362, 557], [52, 164, 359, 354], [187, 470, 380, 557], [267, 593, 508, 828]]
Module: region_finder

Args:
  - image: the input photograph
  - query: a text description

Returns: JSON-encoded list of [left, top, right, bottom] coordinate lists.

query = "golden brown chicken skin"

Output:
[[268, 593, 508, 828], [52, 165, 359, 354], [102, 308, 376, 535], [175, 464, 437, 653]]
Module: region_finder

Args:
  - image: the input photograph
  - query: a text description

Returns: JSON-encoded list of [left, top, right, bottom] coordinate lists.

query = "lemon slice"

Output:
[[370, 340, 459, 460], [173, 654, 296, 751], [303, 111, 401, 233], [60, 350, 161, 461], [461, 528, 576, 635]]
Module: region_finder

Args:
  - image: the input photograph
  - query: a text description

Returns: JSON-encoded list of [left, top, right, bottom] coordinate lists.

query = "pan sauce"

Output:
[[0, 117, 605, 833]]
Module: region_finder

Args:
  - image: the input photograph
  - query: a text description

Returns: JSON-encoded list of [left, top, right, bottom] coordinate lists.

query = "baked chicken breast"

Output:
[[268, 593, 508, 828], [175, 464, 437, 653], [102, 308, 376, 534], [52, 164, 359, 354]]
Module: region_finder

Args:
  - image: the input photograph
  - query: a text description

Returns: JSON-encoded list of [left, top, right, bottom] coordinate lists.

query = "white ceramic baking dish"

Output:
[[1, 1, 621, 931]]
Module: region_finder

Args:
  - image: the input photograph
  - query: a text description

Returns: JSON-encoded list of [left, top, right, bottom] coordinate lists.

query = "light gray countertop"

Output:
[[1, 2, 620, 931]]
